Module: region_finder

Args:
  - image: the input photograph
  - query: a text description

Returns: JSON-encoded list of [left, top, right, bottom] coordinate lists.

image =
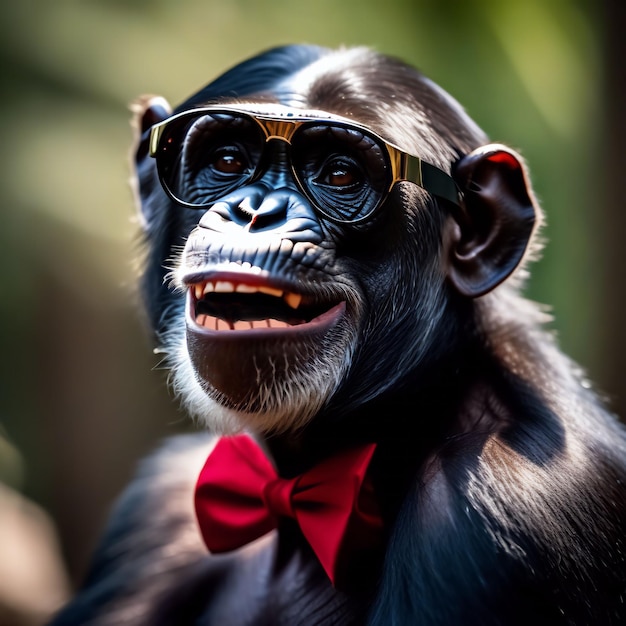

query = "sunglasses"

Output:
[[149, 104, 462, 224]]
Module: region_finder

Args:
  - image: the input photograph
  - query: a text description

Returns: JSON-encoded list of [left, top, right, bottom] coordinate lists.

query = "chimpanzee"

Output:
[[50, 45, 626, 625]]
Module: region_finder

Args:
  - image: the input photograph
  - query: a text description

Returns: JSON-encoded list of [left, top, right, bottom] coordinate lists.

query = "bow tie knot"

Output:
[[194, 435, 383, 587], [262, 476, 298, 518]]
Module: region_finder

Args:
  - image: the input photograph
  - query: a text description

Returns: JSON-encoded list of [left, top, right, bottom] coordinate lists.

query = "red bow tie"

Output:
[[194, 435, 382, 586]]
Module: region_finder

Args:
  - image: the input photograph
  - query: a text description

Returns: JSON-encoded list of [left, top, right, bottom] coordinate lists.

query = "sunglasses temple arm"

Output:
[[420, 160, 463, 208], [148, 124, 165, 158]]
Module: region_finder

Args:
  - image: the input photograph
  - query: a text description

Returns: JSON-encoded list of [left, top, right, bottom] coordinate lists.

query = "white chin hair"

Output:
[[164, 331, 354, 436]]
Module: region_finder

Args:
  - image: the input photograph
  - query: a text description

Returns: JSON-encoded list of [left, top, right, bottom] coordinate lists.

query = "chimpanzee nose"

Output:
[[197, 183, 323, 242], [233, 186, 288, 230], [197, 183, 287, 229]]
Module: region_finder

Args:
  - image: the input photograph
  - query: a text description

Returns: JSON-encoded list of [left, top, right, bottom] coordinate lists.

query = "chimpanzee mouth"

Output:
[[186, 277, 345, 334]]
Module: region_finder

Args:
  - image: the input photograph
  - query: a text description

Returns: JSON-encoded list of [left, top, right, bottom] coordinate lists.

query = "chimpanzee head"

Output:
[[132, 45, 538, 436]]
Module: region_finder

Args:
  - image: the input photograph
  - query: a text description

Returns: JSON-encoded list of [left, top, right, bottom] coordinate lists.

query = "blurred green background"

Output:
[[0, 0, 624, 622]]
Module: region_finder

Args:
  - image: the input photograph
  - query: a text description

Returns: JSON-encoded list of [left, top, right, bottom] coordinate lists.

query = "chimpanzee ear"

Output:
[[446, 144, 538, 297], [131, 96, 172, 139], [130, 96, 172, 231]]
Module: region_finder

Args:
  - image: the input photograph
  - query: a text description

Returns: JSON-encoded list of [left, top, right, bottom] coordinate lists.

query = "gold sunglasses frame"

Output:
[[149, 104, 462, 223]]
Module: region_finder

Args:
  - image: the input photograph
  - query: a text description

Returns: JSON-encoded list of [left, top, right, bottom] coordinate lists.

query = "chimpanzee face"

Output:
[[133, 48, 534, 436]]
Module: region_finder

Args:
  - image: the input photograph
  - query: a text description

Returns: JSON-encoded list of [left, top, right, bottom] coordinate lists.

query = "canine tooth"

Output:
[[194, 284, 204, 300], [258, 286, 283, 298], [284, 292, 302, 309], [236, 284, 258, 293], [203, 282, 215, 295], [215, 281, 235, 293]]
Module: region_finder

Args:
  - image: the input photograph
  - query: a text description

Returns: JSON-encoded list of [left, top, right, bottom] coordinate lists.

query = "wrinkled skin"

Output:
[[50, 46, 626, 626]]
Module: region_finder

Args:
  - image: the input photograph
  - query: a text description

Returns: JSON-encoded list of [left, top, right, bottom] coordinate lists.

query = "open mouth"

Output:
[[183, 272, 348, 407], [187, 277, 344, 332]]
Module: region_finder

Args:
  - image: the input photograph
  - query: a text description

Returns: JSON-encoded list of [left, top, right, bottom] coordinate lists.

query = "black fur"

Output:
[[51, 46, 626, 625]]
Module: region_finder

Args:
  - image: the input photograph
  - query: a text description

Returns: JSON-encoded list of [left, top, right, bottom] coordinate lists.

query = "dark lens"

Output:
[[291, 124, 390, 222], [156, 112, 264, 207]]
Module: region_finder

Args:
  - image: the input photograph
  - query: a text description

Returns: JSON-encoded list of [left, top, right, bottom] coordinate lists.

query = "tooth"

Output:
[[258, 286, 283, 298], [203, 282, 215, 295], [233, 321, 252, 330], [216, 319, 230, 330], [267, 318, 289, 329], [236, 284, 258, 293], [197, 314, 207, 327], [284, 292, 302, 309], [251, 320, 267, 329], [215, 281, 235, 293], [194, 284, 204, 300]]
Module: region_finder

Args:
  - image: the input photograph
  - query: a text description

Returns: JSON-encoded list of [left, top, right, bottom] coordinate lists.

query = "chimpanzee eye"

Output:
[[316, 158, 363, 188], [210, 147, 248, 175]]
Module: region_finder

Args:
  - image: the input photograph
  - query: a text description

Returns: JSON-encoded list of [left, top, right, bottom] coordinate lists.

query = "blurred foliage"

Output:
[[0, 0, 609, 589]]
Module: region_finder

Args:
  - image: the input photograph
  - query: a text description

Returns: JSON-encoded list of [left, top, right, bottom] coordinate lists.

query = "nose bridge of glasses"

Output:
[[259, 118, 300, 144]]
